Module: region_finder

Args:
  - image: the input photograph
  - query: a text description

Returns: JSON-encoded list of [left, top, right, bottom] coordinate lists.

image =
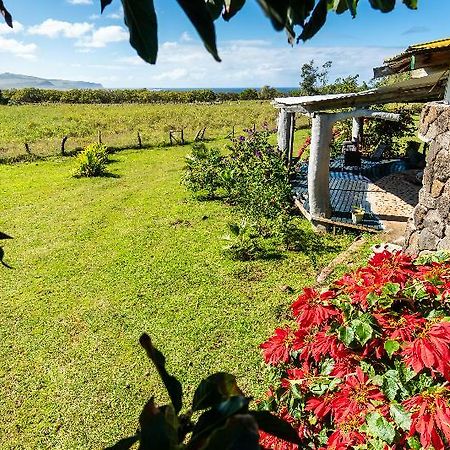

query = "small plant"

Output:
[[351, 205, 365, 224], [183, 143, 225, 198], [74, 143, 109, 177], [106, 333, 300, 450], [259, 250, 450, 450]]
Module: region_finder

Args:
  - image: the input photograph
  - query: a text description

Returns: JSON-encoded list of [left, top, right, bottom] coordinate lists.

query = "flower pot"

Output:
[[352, 211, 364, 224]]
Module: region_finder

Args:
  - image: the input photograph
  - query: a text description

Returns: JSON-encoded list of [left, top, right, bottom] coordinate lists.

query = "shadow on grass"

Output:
[[0, 233, 13, 269]]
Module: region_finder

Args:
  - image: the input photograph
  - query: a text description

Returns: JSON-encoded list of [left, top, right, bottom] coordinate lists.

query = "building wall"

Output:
[[405, 102, 450, 254]]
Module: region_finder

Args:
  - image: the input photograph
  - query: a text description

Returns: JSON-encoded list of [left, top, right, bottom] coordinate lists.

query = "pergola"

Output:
[[273, 53, 448, 227]]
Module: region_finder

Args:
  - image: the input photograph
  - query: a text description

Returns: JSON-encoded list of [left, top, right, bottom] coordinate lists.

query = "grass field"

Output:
[[0, 141, 360, 449], [0, 101, 311, 161]]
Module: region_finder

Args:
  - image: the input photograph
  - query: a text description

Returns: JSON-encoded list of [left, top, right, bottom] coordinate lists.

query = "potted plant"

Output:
[[351, 205, 365, 224]]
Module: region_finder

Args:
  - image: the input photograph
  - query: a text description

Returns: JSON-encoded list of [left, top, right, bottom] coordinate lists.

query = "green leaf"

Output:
[[382, 370, 401, 401], [288, 0, 315, 26], [223, 0, 246, 21], [250, 411, 300, 445], [352, 319, 373, 346], [366, 412, 396, 445], [338, 325, 354, 346], [228, 223, 240, 236], [403, 0, 418, 9], [100, 0, 113, 13], [344, 0, 358, 17], [0, 0, 12, 28], [390, 403, 411, 432], [384, 339, 400, 358], [382, 282, 400, 296], [176, 0, 221, 62], [368, 0, 396, 13], [138, 399, 179, 450], [121, 0, 158, 64], [206, 0, 224, 20], [139, 334, 183, 414], [192, 372, 244, 411], [407, 436, 421, 450], [299, 0, 329, 41], [256, 0, 290, 31]]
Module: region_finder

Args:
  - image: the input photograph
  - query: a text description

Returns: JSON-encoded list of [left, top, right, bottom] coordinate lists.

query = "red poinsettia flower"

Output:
[[293, 326, 348, 363], [330, 358, 359, 378], [330, 367, 385, 421], [368, 250, 414, 284], [306, 393, 335, 420], [281, 363, 318, 392], [417, 262, 450, 297], [325, 414, 366, 449], [260, 327, 295, 366], [291, 288, 338, 328], [374, 313, 426, 343], [402, 321, 450, 380], [403, 389, 450, 450]]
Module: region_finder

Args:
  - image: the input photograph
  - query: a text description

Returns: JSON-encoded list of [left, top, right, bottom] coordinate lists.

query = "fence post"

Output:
[[137, 132, 142, 148], [61, 136, 68, 156], [98, 130, 102, 145], [24, 143, 31, 155]]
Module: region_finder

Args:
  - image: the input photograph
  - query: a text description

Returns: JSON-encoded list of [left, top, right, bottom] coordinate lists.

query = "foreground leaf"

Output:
[[192, 373, 244, 411], [176, 0, 221, 62], [121, 0, 158, 64], [139, 334, 183, 413], [250, 411, 300, 445], [0, 0, 12, 27]]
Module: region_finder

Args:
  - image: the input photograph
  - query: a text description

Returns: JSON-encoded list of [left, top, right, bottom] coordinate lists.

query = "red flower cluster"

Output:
[[259, 251, 450, 449]]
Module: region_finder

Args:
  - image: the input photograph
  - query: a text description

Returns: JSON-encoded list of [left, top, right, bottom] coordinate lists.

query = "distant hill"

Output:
[[0, 73, 103, 90]]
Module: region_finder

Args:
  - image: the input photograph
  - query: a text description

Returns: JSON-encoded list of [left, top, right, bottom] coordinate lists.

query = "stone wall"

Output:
[[405, 102, 450, 254]]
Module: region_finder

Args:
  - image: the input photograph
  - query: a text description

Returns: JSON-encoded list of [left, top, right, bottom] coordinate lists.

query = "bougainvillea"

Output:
[[259, 251, 450, 450]]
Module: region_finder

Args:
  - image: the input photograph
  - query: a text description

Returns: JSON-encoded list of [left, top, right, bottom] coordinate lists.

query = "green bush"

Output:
[[73, 143, 109, 177], [183, 143, 225, 198]]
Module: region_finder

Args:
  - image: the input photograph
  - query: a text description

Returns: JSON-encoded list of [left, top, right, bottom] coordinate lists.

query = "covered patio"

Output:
[[273, 68, 448, 231]]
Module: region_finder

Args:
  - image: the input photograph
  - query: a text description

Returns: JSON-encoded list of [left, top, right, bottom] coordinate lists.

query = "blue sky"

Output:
[[0, 0, 449, 88]]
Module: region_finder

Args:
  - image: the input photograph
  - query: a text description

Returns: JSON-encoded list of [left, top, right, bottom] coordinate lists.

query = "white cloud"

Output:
[[0, 21, 24, 35], [77, 25, 128, 48], [0, 36, 37, 59], [29, 19, 93, 39], [107, 7, 123, 20], [180, 32, 193, 43], [67, 0, 93, 4]]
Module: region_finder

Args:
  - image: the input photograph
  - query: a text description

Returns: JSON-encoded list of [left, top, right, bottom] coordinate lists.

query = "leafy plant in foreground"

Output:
[[74, 143, 109, 177], [259, 250, 450, 450], [106, 333, 301, 450]]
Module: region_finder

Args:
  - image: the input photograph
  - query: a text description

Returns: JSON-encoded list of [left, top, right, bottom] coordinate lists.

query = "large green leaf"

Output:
[[368, 0, 396, 13], [0, 0, 12, 27], [223, 0, 246, 21], [366, 412, 396, 445], [206, 0, 224, 20], [390, 403, 411, 432], [403, 0, 418, 8], [138, 399, 179, 450], [139, 334, 183, 414], [176, 0, 221, 62], [288, 0, 315, 26], [100, 0, 114, 13], [121, 0, 158, 64], [299, 0, 329, 41], [257, 0, 290, 31], [192, 373, 244, 411], [250, 411, 300, 445]]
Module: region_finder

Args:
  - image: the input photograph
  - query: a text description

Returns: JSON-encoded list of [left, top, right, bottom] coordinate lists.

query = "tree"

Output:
[[299, 60, 332, 95], [0, 1, 419, 65]]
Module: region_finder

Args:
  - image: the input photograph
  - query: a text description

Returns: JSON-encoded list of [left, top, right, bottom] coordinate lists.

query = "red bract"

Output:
[[291, 288, 338, 328], [326, 414, 366, 448], [374, 313, 426, 343], [402, 321, 450, 380], [330, 368, 385, 421], [403, 389, 450, 450], [368, 250, 414, 284], [260, 327, 294, 366]]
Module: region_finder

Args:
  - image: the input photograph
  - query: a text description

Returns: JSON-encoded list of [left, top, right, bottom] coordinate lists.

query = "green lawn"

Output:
[[0, 145, 353, 449]]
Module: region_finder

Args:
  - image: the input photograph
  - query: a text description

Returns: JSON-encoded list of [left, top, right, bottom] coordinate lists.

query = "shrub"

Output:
[[183, 143, 225, 198], [107, 333, 300, 450], [73, 143, 109, 177], [259, 250, 450, 450]]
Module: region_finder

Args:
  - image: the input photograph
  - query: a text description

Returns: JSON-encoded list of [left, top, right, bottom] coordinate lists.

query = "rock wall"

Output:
[[405, 102, 450, 254]]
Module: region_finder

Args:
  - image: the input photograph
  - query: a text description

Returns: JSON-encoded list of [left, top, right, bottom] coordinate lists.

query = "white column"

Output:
[[352, 117, 363, 147], [308, 114, 333, 219]]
